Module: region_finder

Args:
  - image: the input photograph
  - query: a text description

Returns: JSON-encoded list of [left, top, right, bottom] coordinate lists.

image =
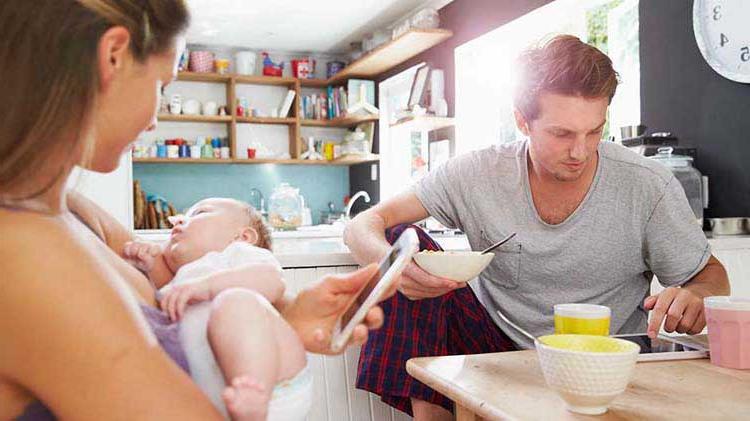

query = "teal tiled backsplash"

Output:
[[134, 163, 350, 224]]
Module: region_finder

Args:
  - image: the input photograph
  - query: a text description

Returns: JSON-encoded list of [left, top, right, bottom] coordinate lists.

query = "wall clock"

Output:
[[693, 0, 750, 83]]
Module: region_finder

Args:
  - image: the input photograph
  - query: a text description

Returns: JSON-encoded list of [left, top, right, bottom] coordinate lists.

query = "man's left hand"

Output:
[[644, 286, 705, 338]]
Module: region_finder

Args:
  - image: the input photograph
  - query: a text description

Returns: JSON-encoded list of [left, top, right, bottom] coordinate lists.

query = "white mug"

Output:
[[235, 51, 257, 75], [202, 101, 218, 116], [183, 99, 201, 115]]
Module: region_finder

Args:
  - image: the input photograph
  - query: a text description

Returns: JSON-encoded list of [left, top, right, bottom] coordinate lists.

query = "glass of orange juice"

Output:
[[554, 304, 611, 336]]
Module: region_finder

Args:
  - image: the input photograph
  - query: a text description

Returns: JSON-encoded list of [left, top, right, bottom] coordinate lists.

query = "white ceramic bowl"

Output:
[[412, 251, 494, 282], [535, 334, 640, 415]]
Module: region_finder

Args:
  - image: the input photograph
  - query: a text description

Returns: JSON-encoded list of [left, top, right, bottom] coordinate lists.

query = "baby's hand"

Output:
[[160, 282, 212, 321], [123, 240, 162, 273]]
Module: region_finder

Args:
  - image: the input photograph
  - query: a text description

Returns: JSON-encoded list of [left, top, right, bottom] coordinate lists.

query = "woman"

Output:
[[0, 1, 385, 419]]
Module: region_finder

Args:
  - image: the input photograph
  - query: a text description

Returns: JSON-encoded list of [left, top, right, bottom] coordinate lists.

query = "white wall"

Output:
[[68, 154, 133, 228]]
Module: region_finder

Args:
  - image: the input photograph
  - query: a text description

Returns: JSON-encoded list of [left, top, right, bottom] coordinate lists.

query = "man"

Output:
[[344, 35, 729, 420]]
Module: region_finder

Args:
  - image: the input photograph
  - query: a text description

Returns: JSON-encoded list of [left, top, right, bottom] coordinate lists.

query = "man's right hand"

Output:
[[398, 261, 465, 300]]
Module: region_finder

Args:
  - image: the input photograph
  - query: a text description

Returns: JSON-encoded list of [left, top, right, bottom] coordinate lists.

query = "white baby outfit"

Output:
[[164, 241, 312, 420]]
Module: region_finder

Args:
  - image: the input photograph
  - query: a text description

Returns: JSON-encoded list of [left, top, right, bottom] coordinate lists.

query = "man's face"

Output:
[[517, 92, 608, 182]]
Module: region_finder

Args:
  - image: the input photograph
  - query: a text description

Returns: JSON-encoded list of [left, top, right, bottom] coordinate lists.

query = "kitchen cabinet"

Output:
[[283, 264, 412, 421]]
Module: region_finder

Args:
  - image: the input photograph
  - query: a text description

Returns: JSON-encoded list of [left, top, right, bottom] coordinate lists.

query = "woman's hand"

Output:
[[281, 264, 389, 355], [160, 282, 212, 321]]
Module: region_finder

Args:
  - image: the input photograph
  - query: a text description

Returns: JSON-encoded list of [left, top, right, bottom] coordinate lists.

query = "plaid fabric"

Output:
[[356, 224, 517, 416]]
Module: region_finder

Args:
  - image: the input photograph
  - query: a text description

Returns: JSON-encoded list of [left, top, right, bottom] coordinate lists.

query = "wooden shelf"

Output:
[[235, 117, 296, 125], [390, 116, 455, 132], [299, 78, 330, 88], [133, 155, 379, 166], [301, 115, 379, 128], [176, 72, 232, 82], [176, 72, 298, 87], [234, 75, 298, 87], [328, 29, 453, 84], [133, 158, 232, 164], [157, 114, 232, 123]]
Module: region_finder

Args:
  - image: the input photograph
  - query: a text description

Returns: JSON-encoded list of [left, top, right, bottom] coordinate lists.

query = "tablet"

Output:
[[612, 333, 709, 361]]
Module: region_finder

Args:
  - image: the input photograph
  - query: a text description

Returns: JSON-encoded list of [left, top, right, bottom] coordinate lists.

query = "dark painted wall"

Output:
[[640, 1, 750, 217]]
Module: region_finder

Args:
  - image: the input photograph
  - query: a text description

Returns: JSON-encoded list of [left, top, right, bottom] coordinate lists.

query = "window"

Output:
[[378, 64, 429, 200], [454, 0, 639, 155]]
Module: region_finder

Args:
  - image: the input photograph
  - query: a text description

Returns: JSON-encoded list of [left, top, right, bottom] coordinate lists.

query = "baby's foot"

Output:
[[222, 376, 270, 421]]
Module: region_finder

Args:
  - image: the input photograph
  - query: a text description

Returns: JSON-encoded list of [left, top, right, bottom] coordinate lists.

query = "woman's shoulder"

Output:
[[0, 209, 106, 296], [0, 209, 67, 258]]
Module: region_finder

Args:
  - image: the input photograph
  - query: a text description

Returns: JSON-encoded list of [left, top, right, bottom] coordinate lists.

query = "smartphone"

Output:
[[330, 228, 419, 352], [612, 333, 709, 361]]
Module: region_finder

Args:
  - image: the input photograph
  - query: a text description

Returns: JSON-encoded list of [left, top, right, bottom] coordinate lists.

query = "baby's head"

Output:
[[163, 198, 271, 272]]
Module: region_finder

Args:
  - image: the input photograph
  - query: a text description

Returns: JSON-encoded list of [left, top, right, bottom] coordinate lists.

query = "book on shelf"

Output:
[[278, 89, 296, 118]]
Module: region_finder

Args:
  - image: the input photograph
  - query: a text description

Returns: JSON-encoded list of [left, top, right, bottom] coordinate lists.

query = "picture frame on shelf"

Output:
[[408, 64, 430, 110]]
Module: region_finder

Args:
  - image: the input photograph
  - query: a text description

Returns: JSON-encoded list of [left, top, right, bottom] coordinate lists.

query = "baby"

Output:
[[123, 198, 310, 421]]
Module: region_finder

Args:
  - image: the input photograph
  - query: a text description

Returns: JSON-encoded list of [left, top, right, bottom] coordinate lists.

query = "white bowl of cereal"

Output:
[[413, 251, 494, 282]]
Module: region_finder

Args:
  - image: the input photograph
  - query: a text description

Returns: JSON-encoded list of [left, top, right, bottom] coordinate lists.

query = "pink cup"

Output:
[[704, 296, 750, 369]]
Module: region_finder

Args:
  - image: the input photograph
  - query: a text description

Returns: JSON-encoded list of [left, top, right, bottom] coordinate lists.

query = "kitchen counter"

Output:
[[134, 229, 750, 269], [134, 229, 469, 268]]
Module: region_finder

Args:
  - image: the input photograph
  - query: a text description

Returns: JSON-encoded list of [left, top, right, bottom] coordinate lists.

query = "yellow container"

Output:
[[554, 304, 611, 336]]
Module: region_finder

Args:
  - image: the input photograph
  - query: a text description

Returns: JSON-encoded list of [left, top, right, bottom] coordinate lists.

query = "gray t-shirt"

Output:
[[415, 139, 710, 348]]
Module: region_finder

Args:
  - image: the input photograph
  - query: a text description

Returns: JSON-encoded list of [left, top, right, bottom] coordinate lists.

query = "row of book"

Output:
[[299, 79, 376, 121], [300, 86, 349, 120]]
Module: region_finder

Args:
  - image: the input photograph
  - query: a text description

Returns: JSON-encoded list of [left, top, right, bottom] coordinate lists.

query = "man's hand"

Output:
[[123, 240, 162, 274], [644, 286, 706, 338], [397, 261, 465, 300], [159, 282, 212, 321]]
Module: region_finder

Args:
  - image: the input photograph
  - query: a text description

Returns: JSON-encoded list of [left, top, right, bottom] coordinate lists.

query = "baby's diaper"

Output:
[[179, 302, 311, 420]]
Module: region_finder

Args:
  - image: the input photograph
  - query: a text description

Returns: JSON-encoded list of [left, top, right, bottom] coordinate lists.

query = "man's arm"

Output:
[[344, 190, 462, 299], [645, 255, 730, 337]]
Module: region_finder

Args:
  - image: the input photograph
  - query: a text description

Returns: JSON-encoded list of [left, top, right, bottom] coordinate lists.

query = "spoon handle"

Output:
[[481, 232, 517, 254], [496, 309, 537, 344]]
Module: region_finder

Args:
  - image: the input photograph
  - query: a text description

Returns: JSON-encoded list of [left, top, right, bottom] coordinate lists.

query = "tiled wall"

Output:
[[134, 163, 349, 224]]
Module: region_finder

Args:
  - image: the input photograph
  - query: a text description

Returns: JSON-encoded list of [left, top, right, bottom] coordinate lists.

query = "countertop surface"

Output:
[[134, 229, 750, 268]]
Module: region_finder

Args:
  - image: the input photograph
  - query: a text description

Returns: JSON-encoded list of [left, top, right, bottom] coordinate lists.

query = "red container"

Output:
[[247, 148, 256, 159], [291, 58, 315, 79]]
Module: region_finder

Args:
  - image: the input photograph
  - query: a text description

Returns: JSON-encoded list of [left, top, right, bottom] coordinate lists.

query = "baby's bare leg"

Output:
[[207, 288, 306, 421]]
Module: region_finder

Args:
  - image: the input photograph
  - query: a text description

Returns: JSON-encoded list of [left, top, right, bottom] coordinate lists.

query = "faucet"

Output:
[[248, 188, 266, 218], [344, 191, 371, 220]]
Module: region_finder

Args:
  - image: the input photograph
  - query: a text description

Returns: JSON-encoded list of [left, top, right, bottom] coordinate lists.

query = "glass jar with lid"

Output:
[[650, 147, 706, 225], [268, 183, 303, 231]]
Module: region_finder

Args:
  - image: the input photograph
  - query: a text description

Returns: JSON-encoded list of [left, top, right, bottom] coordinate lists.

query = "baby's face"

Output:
[[163, 198, 251, 270]]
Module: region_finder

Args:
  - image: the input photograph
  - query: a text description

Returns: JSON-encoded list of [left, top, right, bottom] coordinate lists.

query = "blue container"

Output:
[[179, 144, 189, 158], [156, 144, 167, 158], [327, 61, 345, 78]]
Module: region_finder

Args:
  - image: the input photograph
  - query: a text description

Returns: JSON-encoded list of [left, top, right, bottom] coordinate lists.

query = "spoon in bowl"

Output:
[[481, 232, 517, 254]]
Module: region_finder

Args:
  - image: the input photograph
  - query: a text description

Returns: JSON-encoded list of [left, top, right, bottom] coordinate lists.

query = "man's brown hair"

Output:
[[513, 34, 619, 121]]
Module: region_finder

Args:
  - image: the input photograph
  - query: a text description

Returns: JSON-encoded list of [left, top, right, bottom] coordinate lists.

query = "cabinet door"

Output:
[[283, 266, 412, 421]]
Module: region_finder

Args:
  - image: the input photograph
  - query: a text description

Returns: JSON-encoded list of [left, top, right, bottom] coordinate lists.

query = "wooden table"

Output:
[[406, 351, 750, 420]]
